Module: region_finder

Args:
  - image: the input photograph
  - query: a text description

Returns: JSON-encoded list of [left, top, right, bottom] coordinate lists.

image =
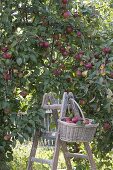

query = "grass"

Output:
[[8, 141, 113, 170], [8, 141, 66, 170]]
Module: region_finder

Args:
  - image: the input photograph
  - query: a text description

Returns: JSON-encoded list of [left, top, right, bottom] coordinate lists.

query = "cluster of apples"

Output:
[[62, 115, 96, 126], [1, 46, 12, 59]]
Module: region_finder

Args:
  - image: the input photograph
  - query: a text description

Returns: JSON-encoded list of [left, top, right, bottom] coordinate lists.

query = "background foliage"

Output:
[[0, 0, 113, 169]]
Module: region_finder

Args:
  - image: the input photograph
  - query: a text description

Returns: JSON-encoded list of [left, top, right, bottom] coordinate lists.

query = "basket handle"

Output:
[[69, 98, 85, 121]]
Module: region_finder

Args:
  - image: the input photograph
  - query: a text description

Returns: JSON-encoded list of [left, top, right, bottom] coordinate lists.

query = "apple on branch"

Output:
[[63, 11, 71, 19], [4, 134, 12, 141]]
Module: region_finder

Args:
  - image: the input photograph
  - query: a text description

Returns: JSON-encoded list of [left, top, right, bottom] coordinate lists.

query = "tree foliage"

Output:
[[0, 0, 113, 169]]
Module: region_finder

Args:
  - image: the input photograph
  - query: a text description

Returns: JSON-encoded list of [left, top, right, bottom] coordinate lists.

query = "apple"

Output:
[[66, 26, 73, 34], [79, 99, 86, 105], [62, 0, 68, 4], [3, 72, 11, 80], [102, 47, 111, 54], [83, 119, 90, 125], [66, 77, 72, 83], [20, 90, 28, 98], [43, 42, 50, 48], [72, 116, 81, 123], [75, 54, 81, 60], [85, 63, 93, 70], [77, 31, 82, 37], [82, 70, 88, 77], [1, 47, 8, 52], [65, 117, 71, 122], [63, 11, 71, 19], [62, 50, 69, 56], [53, 69, 62, 76], [39, 42, 44, 47], [60, 47, 65, 53], [3, 53, 12, 59], [76, 70, 82, 77], [4, 134, 12, 141], [39, 41, 50, 48], [103, 122, 111, 131]]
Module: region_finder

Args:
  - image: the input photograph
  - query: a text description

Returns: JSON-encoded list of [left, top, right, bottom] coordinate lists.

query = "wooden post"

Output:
[[84, 142, 97, 170], [61, 141, 73, 170], [52, 92, 72, 170], [27, 130, 40, 170]]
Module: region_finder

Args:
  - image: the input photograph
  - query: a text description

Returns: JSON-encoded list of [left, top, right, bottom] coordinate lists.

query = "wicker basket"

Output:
[[58, 99, 99, 142]]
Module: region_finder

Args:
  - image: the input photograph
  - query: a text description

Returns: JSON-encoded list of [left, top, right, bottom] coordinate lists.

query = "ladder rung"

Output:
[[31, 157, 53, 165], [65, 152, 88, 159], [42, 104, 61, 110]]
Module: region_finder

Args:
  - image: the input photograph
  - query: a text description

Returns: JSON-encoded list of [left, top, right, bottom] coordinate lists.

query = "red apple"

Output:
[[3, 72, 11, 81], [3, 53, 12, 59], [79, 99, 86, 105], [103, 122, 111, 131], [72, 116, 80, 123], [62, 51, 69, 56], [20, 90, 28, 98], [85, 63, 93, 70], [1, 47, 8, 52], [102, 47, 111, 54], [43, 42, 50, 48], [62, 0, 68, 4], [75, 54, 81, 60], [83, 119, 90, 125], [76, 70, 82, 77], [60, 47, 65, 53], [66, 26, 73, 34], [65, 117, 71, 122], [39, 42, 44, 47], [63, 11, 71, 19], [4, 134, 12, 141], [53, 69, 62, 76], [77, 31, 82, 37]]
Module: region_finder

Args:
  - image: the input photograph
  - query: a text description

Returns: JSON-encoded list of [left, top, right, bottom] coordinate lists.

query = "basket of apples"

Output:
[[58, 100, 98, 142]]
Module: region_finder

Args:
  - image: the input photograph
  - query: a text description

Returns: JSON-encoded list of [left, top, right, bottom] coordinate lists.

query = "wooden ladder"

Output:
[[27, 92, 97, 170]]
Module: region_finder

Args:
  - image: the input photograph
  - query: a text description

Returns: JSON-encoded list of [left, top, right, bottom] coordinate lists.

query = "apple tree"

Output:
[[0, 0, 113, 169]]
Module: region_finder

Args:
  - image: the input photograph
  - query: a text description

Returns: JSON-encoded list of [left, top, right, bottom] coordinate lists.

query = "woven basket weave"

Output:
[[58, 99, 98, 142]]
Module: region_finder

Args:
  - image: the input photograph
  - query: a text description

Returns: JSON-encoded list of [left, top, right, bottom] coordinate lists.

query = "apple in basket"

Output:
[[72, 116, 83, 123], [65, 117, 73, 123], [83, 118, 90, 125]]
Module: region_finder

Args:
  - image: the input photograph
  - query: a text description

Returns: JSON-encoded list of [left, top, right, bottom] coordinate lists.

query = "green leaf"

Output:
[[16, 58, 22, 65]]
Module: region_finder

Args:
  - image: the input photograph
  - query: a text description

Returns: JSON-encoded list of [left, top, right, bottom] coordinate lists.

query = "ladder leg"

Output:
[[51, 133, 61, 170], [27, 130, 40, 170], [84, 142, 97, 170], [61, 141, 73, 170]]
